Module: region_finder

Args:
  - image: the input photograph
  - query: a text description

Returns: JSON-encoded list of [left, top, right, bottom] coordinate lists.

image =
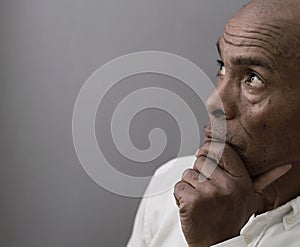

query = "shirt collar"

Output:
[[241, 195, 300, 242], [282, 196, 300, 230]]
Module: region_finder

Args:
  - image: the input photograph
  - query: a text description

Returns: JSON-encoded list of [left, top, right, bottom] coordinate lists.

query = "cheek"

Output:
[[239, 86, 300, 135], [239, 97, 273, 132], [240, 93, 300, 162], [242, 98, 290, 140]]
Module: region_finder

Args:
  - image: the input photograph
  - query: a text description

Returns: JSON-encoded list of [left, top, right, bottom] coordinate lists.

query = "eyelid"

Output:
[[248, 71, 265, 84], [217, 59, 224, 67], [243, 72, 267, 93], [216, 59, 225, 77]]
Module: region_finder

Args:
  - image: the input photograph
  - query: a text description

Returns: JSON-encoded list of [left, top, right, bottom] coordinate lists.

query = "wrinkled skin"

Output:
[[174, 143, 291, 246], [211, 3, 300, 178], [174, 0, 300, 246]]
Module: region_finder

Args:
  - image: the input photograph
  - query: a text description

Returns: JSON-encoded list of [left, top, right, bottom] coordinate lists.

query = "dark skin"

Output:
[[173, 0, 300, 246]]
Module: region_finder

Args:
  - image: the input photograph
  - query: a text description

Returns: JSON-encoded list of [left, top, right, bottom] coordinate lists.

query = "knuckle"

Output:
[[179, 203, 192, 215], [182, 169, 201, 181], [217, 180, 235, 197], [193, 156, 205, 171], [180, 195, 202, 216]]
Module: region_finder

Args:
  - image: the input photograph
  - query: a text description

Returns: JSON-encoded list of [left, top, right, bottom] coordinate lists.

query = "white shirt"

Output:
[[127, 155, 300, 247]]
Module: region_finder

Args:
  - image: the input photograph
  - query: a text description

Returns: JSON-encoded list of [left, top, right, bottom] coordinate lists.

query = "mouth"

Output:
[[204, 131, 243, 153], [204, 132, 226, 145], [204, 131, 249, 169]]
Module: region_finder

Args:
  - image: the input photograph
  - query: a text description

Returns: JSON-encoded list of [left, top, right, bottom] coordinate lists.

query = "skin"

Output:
[[173, 0, 300, 246]]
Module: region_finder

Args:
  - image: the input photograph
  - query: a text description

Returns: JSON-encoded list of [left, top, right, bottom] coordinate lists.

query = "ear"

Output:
[[253, 164, 292, 193]]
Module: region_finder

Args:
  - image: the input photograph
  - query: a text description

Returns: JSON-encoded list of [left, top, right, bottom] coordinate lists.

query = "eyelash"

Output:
[[216, 60, 264, 84], [245, 72, 264, 86], [216, 60, 225, 77]]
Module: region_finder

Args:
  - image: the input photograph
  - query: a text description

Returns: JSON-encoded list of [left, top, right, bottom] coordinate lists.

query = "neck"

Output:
[[257, 162, 300, 214]]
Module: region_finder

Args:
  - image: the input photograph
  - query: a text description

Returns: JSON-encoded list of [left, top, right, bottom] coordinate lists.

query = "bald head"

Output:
[[241, 0, 300, 21], [226, 0, 300, 66], [210, 0, 300, 176]]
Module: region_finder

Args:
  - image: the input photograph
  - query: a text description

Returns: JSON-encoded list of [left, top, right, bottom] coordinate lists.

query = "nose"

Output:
[[205, 83, 236, 120]]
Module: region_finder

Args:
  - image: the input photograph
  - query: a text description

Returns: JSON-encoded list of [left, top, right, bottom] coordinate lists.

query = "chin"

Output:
[[244, 152, 283, 178], [245, 162, 266, 178], [236, 149, 270, 178]]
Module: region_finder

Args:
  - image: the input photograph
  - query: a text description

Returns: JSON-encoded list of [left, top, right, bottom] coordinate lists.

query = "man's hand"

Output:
[[173, 142, 292, 247]]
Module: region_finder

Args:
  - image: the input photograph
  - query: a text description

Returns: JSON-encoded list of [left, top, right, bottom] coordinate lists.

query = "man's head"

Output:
[[205, 0, 300, 177]]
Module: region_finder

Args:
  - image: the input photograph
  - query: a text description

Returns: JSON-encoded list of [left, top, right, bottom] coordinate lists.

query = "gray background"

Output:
[[0, 0, 248, 246]]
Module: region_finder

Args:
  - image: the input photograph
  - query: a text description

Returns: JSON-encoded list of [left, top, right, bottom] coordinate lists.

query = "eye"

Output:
[[217, 60, 226, 76], [245, 73, 264, 89]]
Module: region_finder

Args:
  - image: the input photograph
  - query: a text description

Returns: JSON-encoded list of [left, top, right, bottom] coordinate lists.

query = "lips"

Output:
[[204, 129, 243, 153], [204, 123, 226, 144], [204, 131, 226, 145]]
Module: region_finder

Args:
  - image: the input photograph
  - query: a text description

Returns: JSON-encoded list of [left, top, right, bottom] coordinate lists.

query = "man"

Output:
[[128, 0, 300, 246]]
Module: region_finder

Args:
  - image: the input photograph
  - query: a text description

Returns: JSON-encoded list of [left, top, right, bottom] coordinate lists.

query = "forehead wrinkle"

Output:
[[226, 23, 288, 51], [227, 19, 300, 61], [265, 23, 300, 64], [224, 23, 297, 58], [229, 23, 283, 39], [228, 20, 300, 45], [224, 30, 279, 57], [252, 24, 300, 56], [230, 1, 300, 73], [263, 22, 300, 41], [221, 34, 277, 69], [263, 22, 300, 56], [223, 30, 294, 61]]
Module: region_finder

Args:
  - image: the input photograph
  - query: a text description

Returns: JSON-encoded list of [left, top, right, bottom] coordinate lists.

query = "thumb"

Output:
[[253, 164, 292, 192]]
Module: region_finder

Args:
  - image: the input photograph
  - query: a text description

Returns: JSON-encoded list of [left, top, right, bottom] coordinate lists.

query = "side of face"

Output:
[[206, 11, 300, 177]]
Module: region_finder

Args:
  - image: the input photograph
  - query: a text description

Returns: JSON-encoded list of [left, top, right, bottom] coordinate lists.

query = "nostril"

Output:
[[211, 109, 225, 118]]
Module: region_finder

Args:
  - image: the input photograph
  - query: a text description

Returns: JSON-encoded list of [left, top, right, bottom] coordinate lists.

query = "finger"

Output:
[[193, 156, 235, 188], [193, 156, 219, 178], [196, 142, 248, 178], [173, 181, 196, 206], [195, 142, 223, 163], [253, 164, 292, 192], [181, 168, 209, 188], [220, 146, 249, 178]]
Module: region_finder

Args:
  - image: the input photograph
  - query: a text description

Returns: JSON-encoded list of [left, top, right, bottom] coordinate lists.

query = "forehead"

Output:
[[219, 17, 300, 73]]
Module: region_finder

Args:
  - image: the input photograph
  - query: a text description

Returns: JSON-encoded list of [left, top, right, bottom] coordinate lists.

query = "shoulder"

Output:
[[127, 155, 195, 247], [144, 155, 196, 197], [141, 155, 195, 244], [155, 155, 196, 175]]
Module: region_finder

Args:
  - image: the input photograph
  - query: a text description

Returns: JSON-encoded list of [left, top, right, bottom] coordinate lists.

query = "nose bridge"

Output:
[[205, 79, 237, 119]]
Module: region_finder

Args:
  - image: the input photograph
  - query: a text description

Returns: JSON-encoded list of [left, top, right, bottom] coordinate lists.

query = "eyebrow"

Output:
[[231, 56, 274, 71], [216, 39, 274, 72], [216, 39, 222, 57]]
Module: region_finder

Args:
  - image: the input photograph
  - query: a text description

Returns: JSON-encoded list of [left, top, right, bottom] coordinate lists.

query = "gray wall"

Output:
[[0, 0, 248, 246]]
